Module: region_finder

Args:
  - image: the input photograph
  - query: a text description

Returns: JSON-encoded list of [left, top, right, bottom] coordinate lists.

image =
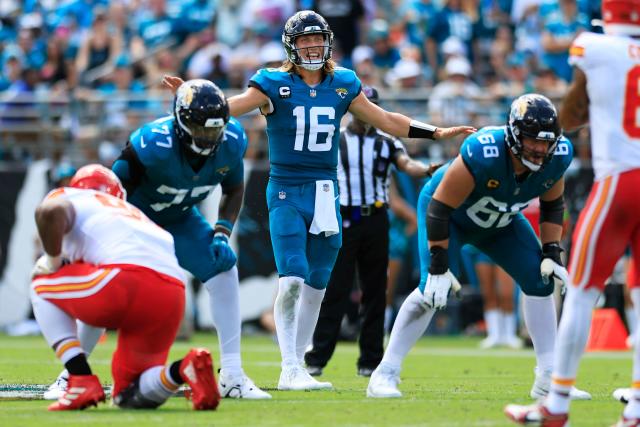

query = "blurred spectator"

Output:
[[312, 0, 366, 64], [97, 54, 146, 131], [428, 57, 482, 132], [426, 0, 474, 79], [385, 58, 423, 88], [488, 52, 532, 100], [532, 59, 567, 98], [240, 0, 294, 41], [75, 8, 123, 87], [186, 42, 231, 82], [369, 19, 401, 72], [130, 0, 176, 59], [540, 0, 588, 82], [399, 0, 438, 55], [351, 45, 383, 87]]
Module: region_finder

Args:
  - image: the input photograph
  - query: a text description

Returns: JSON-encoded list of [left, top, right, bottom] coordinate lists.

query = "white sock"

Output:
[[204, 266, 242, 377], [138, 365, 179, 404], [384, 306, 393, 333], [501, 311, 517, 340], [545, 286, 600, 414], [485, 309, 500, 340], [295, 284, 326, 364], [31, 292, 77, 348], [274, 276, 303, 367], [380, 288, 435, 370], [77, 321, 105, 355], [522, 294, 557, 373], [625, 289, 640, 419], [627, 307, 638, 338]]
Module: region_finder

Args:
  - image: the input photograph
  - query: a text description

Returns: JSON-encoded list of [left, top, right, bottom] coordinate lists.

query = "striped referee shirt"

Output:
[[337, 126, 407, 207]]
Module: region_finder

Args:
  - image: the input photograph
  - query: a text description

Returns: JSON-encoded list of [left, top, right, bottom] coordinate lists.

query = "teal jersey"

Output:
[[249, 67, 361, 184], [425, 126, 573, 232], [123, 115, 247, 224]]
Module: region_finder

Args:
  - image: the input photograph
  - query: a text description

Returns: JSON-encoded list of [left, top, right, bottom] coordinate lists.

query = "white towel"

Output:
[[309, 180, 339, 237]]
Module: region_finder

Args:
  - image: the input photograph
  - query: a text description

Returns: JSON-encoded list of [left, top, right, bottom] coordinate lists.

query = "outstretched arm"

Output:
[[348, 92, 476, 140], [394, 152, 443, 178], [162, 75, 270, 117], [559, 68, 589, 131]]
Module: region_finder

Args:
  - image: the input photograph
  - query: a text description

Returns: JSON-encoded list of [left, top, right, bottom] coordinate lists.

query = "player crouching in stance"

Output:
[[31, 165, 220, 410], [366, 94, 590, 402]]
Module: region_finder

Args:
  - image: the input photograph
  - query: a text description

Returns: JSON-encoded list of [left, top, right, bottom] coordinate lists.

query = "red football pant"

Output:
[[32, 262, 185, 397], [569, 169, 640, 290]]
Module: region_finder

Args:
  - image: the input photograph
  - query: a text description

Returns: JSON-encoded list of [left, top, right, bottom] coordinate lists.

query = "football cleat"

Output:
[[614, 388, 631, 404], [179, 348, 220, 410], [218, 370, 271, 399], [530, 369, 591, 400], [48, 374, 105, 411], [366, 364, 401, 398], [504, 403, 568, 426], [480, 336, 501, 349], [612, 416, 640, 426], [277, 365, 332, 391], [43, 370, 69, 400]]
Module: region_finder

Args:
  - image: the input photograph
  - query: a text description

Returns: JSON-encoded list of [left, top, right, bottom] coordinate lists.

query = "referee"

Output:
[[305, 86, 438, 377]]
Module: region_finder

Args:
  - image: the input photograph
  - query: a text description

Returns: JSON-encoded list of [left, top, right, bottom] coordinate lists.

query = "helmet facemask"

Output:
[[506, 94, 562, 172], [282, 11, 333, 71], [287, 32, 332, 70]]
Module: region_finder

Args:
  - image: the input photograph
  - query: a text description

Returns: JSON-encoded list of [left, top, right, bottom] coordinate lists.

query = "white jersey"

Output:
[[569, 32, 640, 180], [46, 187, 185, 283]]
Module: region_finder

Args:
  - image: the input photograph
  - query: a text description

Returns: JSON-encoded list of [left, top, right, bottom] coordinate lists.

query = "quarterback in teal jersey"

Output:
[[42, 80, 271, 403], [163, 10, 475, 391], [367, 94, 590, 402]]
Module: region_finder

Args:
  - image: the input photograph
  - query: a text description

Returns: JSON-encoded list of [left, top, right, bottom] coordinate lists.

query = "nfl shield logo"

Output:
[[310, 89, 317, 98], [322, 183, 330, 192], [279, 191, 286, 200]]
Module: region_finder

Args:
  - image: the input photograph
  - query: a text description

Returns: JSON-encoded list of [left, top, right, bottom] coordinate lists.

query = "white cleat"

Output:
[[43, 370, 69, 400], [479, 336, 501, 349], [366, 364, 401, 398], [530, 368, 592, 400], [218, 370, 272, 399], [613, 387, 631, 404], [277, 365, 332, 391], [501, 336, 524, 350]]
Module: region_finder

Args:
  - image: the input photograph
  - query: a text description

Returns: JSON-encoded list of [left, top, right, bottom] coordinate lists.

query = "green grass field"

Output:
[[0, 332, 629, 426]]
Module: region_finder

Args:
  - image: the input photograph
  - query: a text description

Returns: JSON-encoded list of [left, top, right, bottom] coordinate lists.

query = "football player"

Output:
[[366, 94, 590, 403], [44, 80, 271, 400], [163, 10, 475, 391], [505, 0, 640, 424], [32, 165, 219, 411]]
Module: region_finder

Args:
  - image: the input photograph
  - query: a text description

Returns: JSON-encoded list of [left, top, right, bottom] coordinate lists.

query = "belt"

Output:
[[340, 202, 387, 218]]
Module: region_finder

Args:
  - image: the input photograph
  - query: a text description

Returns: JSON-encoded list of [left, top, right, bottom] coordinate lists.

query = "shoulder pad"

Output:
[[128, 116, 175, 166]]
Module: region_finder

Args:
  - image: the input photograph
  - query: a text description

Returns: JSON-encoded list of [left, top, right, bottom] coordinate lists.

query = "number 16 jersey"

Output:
[[249, 67, 361, 185]]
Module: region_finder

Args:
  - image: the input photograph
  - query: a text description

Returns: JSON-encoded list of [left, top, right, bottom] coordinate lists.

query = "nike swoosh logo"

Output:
[[466, 145, 472, 157], [140, 136, 147, 148]]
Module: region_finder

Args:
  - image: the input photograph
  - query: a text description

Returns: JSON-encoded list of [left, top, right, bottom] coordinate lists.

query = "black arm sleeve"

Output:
[[539, 195, 565, 226], [426, 198, 454, 241], [113, 141, 146, 197]]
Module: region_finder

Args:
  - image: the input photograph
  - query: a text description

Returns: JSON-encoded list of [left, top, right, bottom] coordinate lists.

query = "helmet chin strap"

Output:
[[299, 61, 324, 70], [521, 156, 542, 172], [188, 140, 213, 156]]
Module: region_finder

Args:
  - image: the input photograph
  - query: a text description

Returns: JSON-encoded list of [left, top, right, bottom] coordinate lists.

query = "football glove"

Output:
[[423, 270, 461, 310], [540, 242, 569, 294], [32, 254, 63, 278], [211, 233, 237, 274]]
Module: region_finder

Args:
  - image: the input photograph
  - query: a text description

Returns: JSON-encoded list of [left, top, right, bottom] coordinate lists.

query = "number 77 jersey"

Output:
[[569, 32, 640, 180], [424, 126, 573, 232], [248, 67, 361, 184]]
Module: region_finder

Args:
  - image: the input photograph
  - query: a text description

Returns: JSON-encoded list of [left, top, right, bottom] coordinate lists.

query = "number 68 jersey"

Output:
[[249, 67, 361, 184], [424, 126, 573, 233], [569, 32, 640, 181]]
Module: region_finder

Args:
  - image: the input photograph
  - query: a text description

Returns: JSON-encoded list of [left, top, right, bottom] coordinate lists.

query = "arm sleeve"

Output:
[[112, 141, 146, 197]]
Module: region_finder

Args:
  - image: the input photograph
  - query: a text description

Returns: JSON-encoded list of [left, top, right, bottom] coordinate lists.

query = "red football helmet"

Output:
[[602, 0, 640, 36], [69, 164, 126, 200]]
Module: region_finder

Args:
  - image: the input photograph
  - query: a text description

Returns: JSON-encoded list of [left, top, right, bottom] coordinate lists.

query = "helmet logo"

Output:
[[514, 98, 528, 119], [177, 85, 194, 108]]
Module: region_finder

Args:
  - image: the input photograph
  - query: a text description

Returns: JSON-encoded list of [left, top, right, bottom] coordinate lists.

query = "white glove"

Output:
[[32, 254, 63, 278], [423, 270, 461, 310], [540, 258, 569, 294]]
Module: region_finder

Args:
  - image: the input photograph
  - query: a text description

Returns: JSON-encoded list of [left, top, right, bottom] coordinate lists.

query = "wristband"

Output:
[[428, 246, 449, 275], [214, 219, 234, 237], [408, 120, 437, 140]]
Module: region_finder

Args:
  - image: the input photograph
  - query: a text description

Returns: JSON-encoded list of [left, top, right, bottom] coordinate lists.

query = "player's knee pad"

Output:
[[307, 268, 332, 289], [520, 281, 554, 297], [113, 379, 163, 410], [282, 253, 308, 278]]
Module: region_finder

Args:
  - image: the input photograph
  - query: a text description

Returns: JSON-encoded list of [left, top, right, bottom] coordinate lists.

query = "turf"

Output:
[[0, 332, 628, 426]]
